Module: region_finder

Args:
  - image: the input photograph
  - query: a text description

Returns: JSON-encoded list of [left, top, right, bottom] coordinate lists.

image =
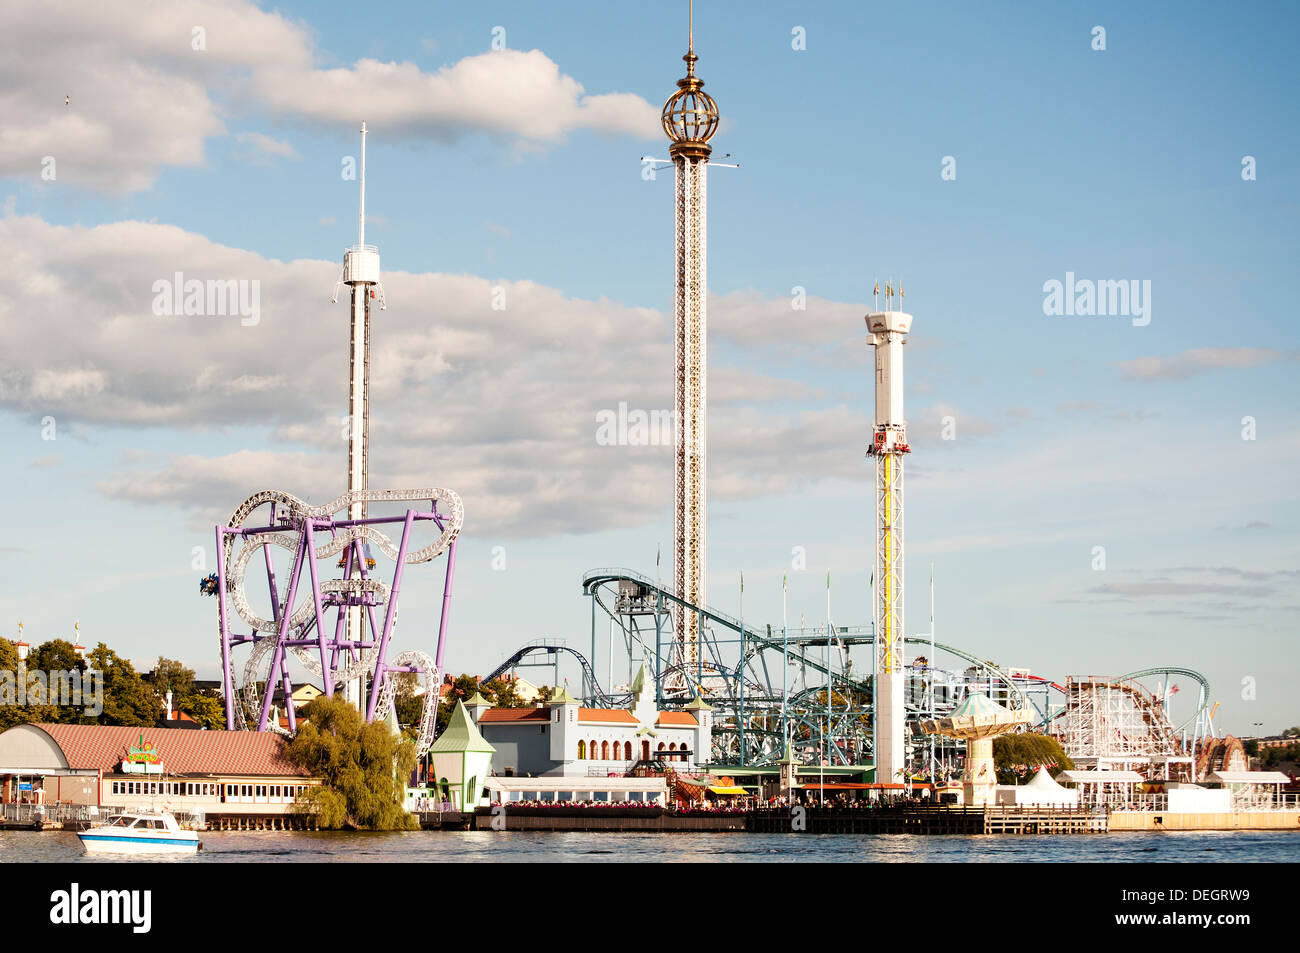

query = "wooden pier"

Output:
[[416, 810, 470, 830], [982, 806, 1107, 834]]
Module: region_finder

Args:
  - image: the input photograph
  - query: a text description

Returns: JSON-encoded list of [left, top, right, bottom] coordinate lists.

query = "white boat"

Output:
[[78, 810, 202, 855]]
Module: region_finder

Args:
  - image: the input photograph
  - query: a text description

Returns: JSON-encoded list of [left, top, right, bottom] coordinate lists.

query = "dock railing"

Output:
[[1, 802, 97, 825]]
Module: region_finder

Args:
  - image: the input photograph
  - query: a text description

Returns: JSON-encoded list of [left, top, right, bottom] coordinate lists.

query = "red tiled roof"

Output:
[[657, 712, 699, 727], [33, 724, 310, 777], [478, 708, 550, 723], [579, 708, 638, 725]]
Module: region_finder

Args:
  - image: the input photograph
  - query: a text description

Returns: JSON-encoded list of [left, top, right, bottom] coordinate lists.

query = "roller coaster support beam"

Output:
[[366, 508, 414, 721]]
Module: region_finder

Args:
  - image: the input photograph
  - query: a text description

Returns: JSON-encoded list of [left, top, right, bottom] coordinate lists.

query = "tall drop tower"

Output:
[[334, 120, 385, 707], [661, 3, 719, 680], [867, 288, 912, 782]]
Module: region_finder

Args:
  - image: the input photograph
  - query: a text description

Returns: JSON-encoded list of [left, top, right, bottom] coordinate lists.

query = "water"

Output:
[[4, 829, 1299, 862]]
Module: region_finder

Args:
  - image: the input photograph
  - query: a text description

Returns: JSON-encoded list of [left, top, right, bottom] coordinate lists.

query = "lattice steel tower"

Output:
[[333, 120, 385, 707], [867, 288, 912, 782], [662, 5, 719, 680]]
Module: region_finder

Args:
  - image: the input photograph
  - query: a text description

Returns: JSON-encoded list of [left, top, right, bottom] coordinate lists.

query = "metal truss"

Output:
[[213, 487, 462, 756]]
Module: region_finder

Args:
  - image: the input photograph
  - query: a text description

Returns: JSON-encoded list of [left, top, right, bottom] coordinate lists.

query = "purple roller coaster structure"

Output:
[[211, 486, 463, 755]]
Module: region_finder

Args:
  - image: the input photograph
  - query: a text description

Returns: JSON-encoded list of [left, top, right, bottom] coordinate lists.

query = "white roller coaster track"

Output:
[[220, 487, 462, 755]]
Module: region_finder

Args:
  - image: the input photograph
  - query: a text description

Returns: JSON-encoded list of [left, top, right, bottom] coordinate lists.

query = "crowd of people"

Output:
[[753, 791, 934, 811], [488, 799, 661, 810]]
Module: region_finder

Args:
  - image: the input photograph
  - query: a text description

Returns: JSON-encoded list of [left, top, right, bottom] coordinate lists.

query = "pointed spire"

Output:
[[549, 685, 579, 705], [630, 663, 650, 697], [429, 700, 496, 754]]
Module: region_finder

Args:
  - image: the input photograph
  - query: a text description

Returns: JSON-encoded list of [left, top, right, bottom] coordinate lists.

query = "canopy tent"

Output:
[[1207, 771, 1290, 785], [997, 765, 1078, 807]]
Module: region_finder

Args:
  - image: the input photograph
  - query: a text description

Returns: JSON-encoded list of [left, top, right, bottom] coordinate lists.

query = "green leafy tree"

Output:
[[0, 637, 61, 729], [143, 657, 224, 728], [286, 694, 417, 831], [32, 639, 82, 674], [482, 676, 524, 708], [392, 672, 425, 735], [183, 693, 225, 730], [435, 674, 486, 733], [992, 733, 1074, 784], [87, 643, 160, 727], [146, 657, 197, 701]]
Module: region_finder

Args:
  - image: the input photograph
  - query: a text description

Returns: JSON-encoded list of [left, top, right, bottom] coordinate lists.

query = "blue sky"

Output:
[[0, 0, 1296, 736]]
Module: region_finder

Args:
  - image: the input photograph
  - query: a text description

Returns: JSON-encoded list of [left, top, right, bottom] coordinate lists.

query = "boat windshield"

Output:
[[106, 815, 135, 827]]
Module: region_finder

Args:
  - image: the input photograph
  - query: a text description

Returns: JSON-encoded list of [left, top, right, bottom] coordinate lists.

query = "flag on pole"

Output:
[[782, 573, 787, 592]]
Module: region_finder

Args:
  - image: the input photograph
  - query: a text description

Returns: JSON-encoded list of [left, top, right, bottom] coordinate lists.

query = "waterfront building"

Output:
[[0, 723, 316, 821], [485, 775, 668, 805], [471, 667, 712, 778], [1055, 769, 1144, 808], [427, 700, 495, 810]]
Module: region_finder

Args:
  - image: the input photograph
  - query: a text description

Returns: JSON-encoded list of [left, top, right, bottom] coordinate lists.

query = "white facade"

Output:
[[486, 775, 668, 805], [474, 678, 713, 779]]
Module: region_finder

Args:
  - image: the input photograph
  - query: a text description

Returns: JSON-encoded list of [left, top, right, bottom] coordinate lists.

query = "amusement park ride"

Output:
[[206, 124, 461, 758], [205, 5, 1219, 781]]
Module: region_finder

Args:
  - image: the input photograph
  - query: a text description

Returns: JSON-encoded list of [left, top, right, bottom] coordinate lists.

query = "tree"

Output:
[[482, 676, 524, 708], [144, 657, 223, 727], [286, 694, 417, 831], [183, 694, 225, 730], [435, 674, 487, 734], [146, 657, 197, 701], [992, 733, 1074, 785], [87, 643, 160, 727], [31, 639, 81, 674], [393, 672, 424, 734], [0, 637, 61, 730], [0, 638, 17, 673]]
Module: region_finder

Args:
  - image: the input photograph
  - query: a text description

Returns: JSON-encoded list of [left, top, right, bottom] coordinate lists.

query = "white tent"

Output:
[[996, 766, 1078, 807]]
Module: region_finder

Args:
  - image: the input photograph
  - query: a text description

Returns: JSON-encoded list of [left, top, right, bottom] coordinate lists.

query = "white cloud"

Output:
[[0, 0, 658, 193], [2, 212, 905, 538], [234, 131, 299, 161], [1116, 346, 1296, 381], [251, 50, 658, 143]]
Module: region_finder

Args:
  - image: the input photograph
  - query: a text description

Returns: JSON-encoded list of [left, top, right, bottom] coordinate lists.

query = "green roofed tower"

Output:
[[429, 700, 496, 811]]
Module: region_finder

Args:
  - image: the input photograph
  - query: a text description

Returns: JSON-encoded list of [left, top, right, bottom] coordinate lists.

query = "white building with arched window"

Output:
[[470, 667, 712, 778]]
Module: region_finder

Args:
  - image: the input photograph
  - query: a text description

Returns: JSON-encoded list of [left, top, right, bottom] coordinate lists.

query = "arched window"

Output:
[[642, 740, 651, 761], [669, 742, 677, 752], [590, 739, 598, 759], [624, 741, 633, 760], [601, 740, 610, 760], [578, 740, 586, 759]]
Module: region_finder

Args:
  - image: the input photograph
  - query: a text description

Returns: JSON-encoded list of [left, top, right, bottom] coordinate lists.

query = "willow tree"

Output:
[[287, 694, 418, 831]]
